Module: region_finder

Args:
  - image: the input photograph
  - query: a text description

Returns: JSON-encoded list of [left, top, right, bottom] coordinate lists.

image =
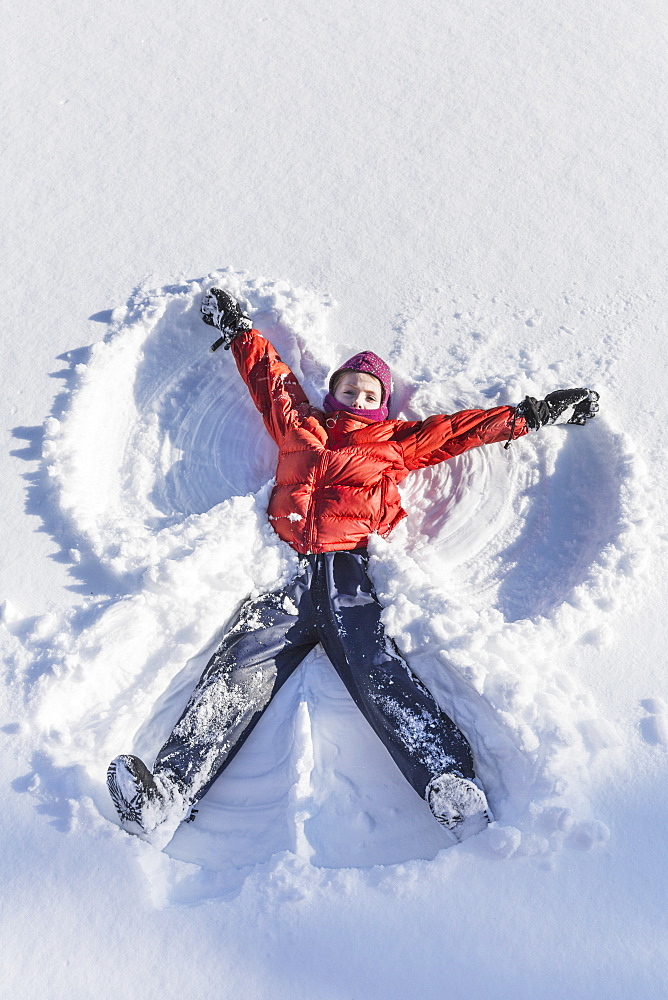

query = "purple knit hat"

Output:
[[323, 351, 393, 422]]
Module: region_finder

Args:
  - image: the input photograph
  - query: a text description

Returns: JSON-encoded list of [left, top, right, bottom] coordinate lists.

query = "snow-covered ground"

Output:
[[2, 2, 667, 997]]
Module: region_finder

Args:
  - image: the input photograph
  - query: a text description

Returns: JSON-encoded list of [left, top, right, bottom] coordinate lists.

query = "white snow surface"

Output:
[[2, 2, 668, 998]]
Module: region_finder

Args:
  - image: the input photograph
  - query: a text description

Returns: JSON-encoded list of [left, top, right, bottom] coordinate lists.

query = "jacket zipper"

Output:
[[304, 447, 329, 553], [379, 475, 388, 528]]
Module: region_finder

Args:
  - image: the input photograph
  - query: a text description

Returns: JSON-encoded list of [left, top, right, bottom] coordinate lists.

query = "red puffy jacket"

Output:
[[231, 329, 528, 554]]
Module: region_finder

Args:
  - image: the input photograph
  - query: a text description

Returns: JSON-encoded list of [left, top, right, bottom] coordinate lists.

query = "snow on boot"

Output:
[[106, 754, 176, 840], [200, 287, 252, 351], [427, 772, 492, 844]]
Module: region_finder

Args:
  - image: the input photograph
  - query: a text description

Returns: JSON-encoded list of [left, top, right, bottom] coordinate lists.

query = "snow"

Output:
[[2, 1, 668, 997]]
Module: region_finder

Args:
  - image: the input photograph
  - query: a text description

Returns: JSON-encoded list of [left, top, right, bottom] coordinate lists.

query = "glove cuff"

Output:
[[516, 396, 551, 430]]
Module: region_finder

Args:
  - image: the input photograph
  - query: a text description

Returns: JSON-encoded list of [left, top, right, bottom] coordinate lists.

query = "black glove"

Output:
[[565, 390, 600, 425], [517, 389, 599, 430], [201, 288, 253, 351]]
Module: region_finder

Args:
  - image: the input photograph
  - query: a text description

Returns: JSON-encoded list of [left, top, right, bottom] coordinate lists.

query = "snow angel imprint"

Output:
[[106, 288, 600, 847]]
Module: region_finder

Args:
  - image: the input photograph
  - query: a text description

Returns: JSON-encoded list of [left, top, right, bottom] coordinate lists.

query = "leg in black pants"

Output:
[[153, 551, 475, 807]]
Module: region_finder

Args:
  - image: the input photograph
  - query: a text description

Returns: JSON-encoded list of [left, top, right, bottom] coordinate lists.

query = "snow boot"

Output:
[[427, 772, 492, 844], [106, 754, 175, 839]]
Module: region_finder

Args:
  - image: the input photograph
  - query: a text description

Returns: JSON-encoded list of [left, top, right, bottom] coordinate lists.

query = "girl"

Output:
[[107, 288, 599, 845]]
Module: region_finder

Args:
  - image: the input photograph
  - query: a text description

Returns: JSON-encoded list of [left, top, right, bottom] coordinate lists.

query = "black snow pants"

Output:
[[153, 550, 475, 805]]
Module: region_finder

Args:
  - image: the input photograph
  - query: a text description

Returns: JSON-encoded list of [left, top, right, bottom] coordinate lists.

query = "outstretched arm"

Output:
[[231, 329, 310, 444], [395, 388, 599, 471], [396, 404, 528, 471], [201, 288, 310, 444]]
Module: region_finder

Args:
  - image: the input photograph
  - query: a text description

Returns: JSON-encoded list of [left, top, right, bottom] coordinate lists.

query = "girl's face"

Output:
[[333, 371, 383, 409]]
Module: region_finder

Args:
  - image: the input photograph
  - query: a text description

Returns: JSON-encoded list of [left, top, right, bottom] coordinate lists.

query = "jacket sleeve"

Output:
[[395, 405, 528, 472], [230, 329, 311, 445]]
